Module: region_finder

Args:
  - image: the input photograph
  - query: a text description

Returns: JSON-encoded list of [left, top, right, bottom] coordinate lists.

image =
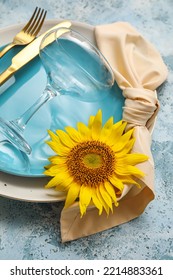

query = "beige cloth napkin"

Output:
[[60, 22, 168, 242]]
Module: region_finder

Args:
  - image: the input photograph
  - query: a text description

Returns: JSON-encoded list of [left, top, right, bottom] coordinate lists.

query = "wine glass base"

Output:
[[0, 118, 31, 155]]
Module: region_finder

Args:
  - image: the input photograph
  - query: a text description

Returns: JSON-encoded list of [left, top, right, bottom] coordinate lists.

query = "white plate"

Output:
[[0, 20, 124, 202]]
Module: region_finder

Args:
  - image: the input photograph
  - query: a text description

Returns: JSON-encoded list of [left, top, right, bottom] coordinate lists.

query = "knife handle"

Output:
[[0, 65, 15, 86]]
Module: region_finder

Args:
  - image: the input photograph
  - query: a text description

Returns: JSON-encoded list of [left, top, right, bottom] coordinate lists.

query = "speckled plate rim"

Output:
[[0, 19, 96, 202]]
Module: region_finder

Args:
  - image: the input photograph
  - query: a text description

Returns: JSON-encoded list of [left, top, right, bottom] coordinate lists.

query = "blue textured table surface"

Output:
[[0, 0, 172, 260]]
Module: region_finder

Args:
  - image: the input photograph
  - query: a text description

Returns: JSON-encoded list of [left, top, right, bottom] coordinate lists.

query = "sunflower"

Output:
[[44, 110, 148, 216]]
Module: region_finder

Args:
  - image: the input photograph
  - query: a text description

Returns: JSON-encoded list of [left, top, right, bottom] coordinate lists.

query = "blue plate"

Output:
[[0, 45, 124, 177]]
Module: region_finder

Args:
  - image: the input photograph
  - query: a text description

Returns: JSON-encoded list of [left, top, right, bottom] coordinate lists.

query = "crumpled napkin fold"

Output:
[[60, 22, 168, 242]]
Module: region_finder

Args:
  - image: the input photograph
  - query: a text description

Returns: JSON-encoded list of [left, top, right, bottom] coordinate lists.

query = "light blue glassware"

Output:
[[0, 27, 114, 155]]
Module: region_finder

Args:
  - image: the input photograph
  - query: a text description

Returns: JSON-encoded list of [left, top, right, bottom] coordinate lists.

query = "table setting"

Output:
[[0, 0, 172, 260]]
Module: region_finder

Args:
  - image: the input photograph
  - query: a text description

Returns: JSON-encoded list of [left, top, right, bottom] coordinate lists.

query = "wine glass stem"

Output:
[[12, 87, 55, 131]]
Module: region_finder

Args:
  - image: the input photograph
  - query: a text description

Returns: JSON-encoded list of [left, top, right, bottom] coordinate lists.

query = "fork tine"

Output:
[[29, 9, 44, 35], [22, 7, 38, 32], [32, 11, 47, 36], [26, 7, 42, 34]]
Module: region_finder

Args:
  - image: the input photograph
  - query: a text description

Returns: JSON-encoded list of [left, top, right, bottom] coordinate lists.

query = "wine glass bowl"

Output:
[[0, 27, 114, 155], [39, 27, 114, 102]]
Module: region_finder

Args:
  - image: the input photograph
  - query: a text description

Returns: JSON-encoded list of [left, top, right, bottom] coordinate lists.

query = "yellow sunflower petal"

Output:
[[47, 129, 60, 143], [127, 165, 145, 178], [56, 130, 75, 148], [64, 182, 80, 208], [77, 122, 91, 138], [100, 116, 113, 141], [115, 165, 145, 178], [45, 171, 68, 188], [44, 164, 67, 176], [44, 163, 54, 170], [113, 120, 126, 132], [91, 188, 103, 215], [106, 121, 127, 146], [48, 155, 67, 165], [79, 185, 92, 216], [104, 181, 118, 206], [44, 165, 57, 176], [115, 175, 141, 188], [118, 154, 149, 166], [116, 138, 136, 157], [109, 175, 124, 192], [91, 109, 102, 140], [55, 174, 74, 191], [112, 128, 134, 152], [99, 184, 113, 212], [96, 186, 110, 215], [88, 115, 95, 129], [46, 140, 70, 156], [55, 185, 68, 192], [65, 126, 82, 142], [112, 119, 123, 129]]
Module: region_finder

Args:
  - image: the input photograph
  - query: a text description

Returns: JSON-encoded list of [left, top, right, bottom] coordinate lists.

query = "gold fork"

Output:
[[0, 7, 47, 58]]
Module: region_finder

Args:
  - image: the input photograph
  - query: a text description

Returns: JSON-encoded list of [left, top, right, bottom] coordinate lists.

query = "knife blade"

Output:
[[0, 21, 71, 87]]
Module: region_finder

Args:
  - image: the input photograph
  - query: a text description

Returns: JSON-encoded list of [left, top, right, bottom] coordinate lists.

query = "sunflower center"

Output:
[[66, 140, 115, 186], [83, 153, 102, 169]]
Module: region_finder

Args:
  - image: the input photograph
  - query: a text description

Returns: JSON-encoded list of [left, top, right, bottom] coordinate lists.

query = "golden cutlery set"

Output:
[[0, 7, 71, 86]]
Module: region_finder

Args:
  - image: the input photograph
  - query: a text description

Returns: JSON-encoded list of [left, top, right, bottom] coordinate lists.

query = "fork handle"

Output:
[[0, 43, 16, 58], [0, 65, 15, 87]]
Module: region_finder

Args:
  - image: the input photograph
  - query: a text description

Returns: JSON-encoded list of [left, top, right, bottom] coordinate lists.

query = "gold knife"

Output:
[[0, 21, 71, 87]]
